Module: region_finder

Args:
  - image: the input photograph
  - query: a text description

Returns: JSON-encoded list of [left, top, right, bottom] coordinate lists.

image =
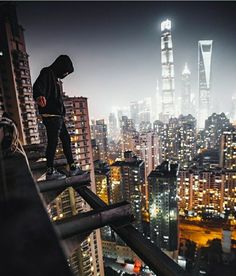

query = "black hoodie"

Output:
[[33, 55, 74, 115]]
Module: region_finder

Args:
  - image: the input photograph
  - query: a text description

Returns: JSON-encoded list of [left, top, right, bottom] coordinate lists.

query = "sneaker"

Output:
[[46, 167, 66, 180], [69, 164, 84, 176]]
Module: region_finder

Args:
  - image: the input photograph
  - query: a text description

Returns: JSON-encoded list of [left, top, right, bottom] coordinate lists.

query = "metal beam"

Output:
[[76, 186, 189, 276], [55, 201, 133, 239], [37, 173, 90, 193]]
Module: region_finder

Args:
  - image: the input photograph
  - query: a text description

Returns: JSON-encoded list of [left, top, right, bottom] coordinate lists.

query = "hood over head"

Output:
[[50, 55, 74, 79]]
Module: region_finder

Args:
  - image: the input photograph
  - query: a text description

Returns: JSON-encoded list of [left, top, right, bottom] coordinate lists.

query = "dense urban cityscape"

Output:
[[0, 2, 236, 276]]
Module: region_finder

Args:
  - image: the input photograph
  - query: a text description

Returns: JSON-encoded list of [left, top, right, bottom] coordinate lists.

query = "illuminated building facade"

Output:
[[220, 130, 236, 170], [181, 63, 191, 116], [160, 19, 175, 123], [130, 101, 139, 127], [198, 40, 213, 129], [178, 168, 236, 215], [94, 160, 110, 205], [50, 95, 104, 276], [91, 119, 108, 162], [0, 4, 39, 144], [108, 112, 118, 141], [160, 115, 196, 168], [148, 162, 179, 257], [120, 116, 136, 154], [139, 98, 152, 124], [199, 113, 233, 150], [110, 151, 145, 231], [140, 132, 161, 179]]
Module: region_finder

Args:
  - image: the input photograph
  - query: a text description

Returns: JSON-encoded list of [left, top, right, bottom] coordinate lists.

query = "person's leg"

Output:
[[59, 120, 74, 166], [59, 120, 83, 176], [43, 117, 63, 168]]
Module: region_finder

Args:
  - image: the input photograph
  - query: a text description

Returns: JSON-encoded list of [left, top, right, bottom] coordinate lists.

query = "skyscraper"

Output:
[[108, 112, 118, 141], [198, 40, 213, 129], [91, 119, 108, 162], [202, 112, 233, 150], [148, 161, 179, 259], [181, 63, 191, 116], [160, 19, 175, 123], [130, 101, 139, 128], [220, 130, 236, 170], [0, 4, 39, 144], [110, 151, 145, 232], [50, 95, 105, 276]]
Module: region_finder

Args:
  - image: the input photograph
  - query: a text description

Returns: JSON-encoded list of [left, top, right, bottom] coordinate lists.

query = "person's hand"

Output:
[[37, 96, 47, 107]]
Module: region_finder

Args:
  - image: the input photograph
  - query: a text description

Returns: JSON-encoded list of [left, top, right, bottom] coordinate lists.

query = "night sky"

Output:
[[16, 1, 236, 119]]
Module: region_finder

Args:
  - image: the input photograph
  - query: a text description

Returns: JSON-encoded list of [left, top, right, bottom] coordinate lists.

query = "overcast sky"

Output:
[[17, 1, 236, 120]]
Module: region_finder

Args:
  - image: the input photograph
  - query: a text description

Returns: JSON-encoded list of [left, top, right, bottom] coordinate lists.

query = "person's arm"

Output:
[[33, 68, 49, 107]]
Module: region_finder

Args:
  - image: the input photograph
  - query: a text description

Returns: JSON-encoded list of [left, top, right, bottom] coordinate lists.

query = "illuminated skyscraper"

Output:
[[148, 161, 179, 259], [220, 130, 236, 170], [50, 95, 104, 276], [110, 151, 145, 231], [181, 63, 191, 116], [139, 98, 152, 124], [120, 116, 136, 154], [202, 113, 233, 150], [160, 19, 175, 123], [198, 40, 213, 129], [108, 112, 118, 141], [91, 119, 108, 162], [130, 101, 139, 127]]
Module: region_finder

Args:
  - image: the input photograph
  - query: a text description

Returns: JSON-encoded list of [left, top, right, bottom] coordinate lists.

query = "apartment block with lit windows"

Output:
[[0, 5, 39, 144], [48, 95, 104, 276]]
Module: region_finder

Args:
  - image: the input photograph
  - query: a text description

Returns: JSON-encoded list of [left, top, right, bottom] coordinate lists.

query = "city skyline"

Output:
[[17, 1, 236, 119]]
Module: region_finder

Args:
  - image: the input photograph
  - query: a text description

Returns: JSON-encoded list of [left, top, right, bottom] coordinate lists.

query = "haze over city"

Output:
[[17, 1, 236, 119]]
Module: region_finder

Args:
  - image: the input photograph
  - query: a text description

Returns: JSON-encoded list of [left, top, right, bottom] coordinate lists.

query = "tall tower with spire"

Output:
[[198, 40, 213, 129], [160, 19, 175, 123], [181, 63, 191, 116]]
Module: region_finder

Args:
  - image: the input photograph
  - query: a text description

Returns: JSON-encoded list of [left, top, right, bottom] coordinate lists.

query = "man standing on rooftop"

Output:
[[33, 55, 82, 180]]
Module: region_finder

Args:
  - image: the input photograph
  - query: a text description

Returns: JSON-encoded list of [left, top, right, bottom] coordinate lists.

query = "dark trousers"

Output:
[[42, 116, 74, 168]]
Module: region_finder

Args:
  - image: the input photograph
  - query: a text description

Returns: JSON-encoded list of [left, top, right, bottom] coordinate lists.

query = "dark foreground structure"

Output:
[[0, 143, 189, 276]]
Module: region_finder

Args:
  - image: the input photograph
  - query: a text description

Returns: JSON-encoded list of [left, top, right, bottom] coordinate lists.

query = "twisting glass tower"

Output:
[[198, 40, 213, 129], [160, 19, 175, 123]]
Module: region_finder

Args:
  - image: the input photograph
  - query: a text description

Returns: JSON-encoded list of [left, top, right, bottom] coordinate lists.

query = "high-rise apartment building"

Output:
[[160, 115, 196, 168], [148, 161, 179, 258], [139, 98, 152, 124], [198, 40, 213, 129], [110, 151, 145, 232], [0, 4, 39, 144], [220, 130, 236, 170], [178, 167, 236, 214], [181, 63, 191, 116], [94, 160, 110, 205], [201, 113, 233, 150], [160, 19, 175, 123], [50, 95, 104, 276], [120, 116, 136, 154], [108, 112, 118, 141], [130, 101, 139, 128], [91, 119, 108, 162], [140, 132, 161, 179]]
